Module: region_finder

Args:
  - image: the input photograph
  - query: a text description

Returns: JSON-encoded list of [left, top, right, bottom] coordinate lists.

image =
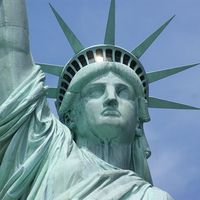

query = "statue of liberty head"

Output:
[[39, 0, 199, 184]]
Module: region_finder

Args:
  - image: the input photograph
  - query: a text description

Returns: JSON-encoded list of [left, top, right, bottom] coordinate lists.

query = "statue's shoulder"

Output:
[[143, 186, 174, 200], [51, 115, 74, 142]]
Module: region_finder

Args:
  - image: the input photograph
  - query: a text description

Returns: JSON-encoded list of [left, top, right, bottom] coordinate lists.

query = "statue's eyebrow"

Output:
[[114, 83, 129, 88], [85, 82, 105, 88], [85, 82, 132, 89], [81, 83, 105, 94]]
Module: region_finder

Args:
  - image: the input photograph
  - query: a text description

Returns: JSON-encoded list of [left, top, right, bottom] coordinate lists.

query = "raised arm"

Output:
[[0, 0, 33, 105]]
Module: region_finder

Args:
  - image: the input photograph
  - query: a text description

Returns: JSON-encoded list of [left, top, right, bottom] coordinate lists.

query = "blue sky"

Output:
[[27, 1, 200, 199]]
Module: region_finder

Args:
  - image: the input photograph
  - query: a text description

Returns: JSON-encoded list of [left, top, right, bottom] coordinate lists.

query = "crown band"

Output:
[[57, 45, 149, 107]]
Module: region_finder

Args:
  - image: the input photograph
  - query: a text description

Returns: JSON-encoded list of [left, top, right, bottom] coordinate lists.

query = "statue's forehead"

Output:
[[88, 72, 131, 86]]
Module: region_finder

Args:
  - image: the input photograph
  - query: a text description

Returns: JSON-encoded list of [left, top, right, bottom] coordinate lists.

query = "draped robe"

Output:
[[0, 66, 173, 200]]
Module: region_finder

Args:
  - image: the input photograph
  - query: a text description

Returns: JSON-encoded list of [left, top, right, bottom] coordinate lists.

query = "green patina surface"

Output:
[[0, 0, 197, 199]]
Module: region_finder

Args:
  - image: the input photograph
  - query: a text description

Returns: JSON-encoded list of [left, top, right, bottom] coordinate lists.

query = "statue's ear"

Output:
[[138, 97, 150, 122]]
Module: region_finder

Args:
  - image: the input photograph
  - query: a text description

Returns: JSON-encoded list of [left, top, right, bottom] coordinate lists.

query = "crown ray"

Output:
[[104, 0, 115, 45], [147, 63, 199, 83], [132, 16, 175, 58], [49, 3, 84, 54], [37, 63, 63, 76], [148, 97, 200, 110], [46, 88, 58, 99]]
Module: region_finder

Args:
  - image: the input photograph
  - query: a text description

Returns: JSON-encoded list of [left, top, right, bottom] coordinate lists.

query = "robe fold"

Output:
[[0, 66, 173, 200]]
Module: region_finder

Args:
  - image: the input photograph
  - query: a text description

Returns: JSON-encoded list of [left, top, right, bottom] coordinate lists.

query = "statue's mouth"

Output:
[[101, 108, 121, 117]]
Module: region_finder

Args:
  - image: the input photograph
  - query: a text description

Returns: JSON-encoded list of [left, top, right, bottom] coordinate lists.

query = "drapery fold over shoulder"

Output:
[[0, 65, 173, 200]]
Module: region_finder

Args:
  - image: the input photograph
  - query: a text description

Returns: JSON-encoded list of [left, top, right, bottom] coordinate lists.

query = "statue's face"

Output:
[[75, 72, 138, 143]]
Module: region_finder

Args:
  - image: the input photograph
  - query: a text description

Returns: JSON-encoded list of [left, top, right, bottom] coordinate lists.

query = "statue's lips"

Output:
[[101, 108, 121, 117]]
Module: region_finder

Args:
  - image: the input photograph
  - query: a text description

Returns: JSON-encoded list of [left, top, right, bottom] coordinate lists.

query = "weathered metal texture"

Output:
[[104, 0, 115, 45], [147, 63, 199, 83], [46, 88, 58, 99], [132, 16, 175, 58], [38, 63, 63, 76], [148, 97, 200, 110], [49, 3, 84, 54]]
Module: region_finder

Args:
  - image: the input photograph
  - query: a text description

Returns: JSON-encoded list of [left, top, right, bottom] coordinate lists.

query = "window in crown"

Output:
[[142, 82, 146, 88], [61, 81, 68, 89], [64, 73, 72, 83], [60, 89, 65, 95], [130, 60, 137, 70], [78, 55, 87, 67], [66, 66, 76, 76], [96, 49, 104, 62], [123, 54, 130, 65], [71, 61, 81, 71], [59, 95, 63, 101], [115, 50, 122, 62], [87, 51, 95, 63], [136, 67, 142, 75], [106, 49, 113, 61], [140, 75, 145, 81]]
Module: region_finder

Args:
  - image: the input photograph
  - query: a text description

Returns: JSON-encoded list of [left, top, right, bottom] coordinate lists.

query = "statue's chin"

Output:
[[90, 122, 134, 143], [75, 115, 136, 143]]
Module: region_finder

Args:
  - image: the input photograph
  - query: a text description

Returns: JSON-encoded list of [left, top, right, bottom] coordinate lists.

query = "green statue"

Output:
[[0, 0, 198, 199]]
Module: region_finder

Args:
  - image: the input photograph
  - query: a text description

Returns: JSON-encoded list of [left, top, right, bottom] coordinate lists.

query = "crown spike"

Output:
[[147, 63, 199, 83], [132, 16, 175, 58], [46, 88, 58, 99], [49, 3, 84, 54], [148, 97, 200, 110], [104, 0, 115, 45], [37, 63, 63, 76]]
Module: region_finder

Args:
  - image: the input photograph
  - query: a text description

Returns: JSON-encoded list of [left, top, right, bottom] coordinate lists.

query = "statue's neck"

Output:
[[76, 137, 134, 170]]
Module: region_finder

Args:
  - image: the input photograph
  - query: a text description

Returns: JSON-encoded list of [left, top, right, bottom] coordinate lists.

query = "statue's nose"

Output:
[[103, 98, 118, 107], [103, 86, 118, 107]]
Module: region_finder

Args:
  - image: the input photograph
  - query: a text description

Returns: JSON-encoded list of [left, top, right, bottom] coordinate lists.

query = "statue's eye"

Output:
[[82, 84, 105, 99], [117, 85, 133, 100]]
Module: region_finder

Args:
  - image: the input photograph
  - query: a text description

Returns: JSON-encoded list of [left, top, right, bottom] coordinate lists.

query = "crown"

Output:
[[37, 0, 199, 115]]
